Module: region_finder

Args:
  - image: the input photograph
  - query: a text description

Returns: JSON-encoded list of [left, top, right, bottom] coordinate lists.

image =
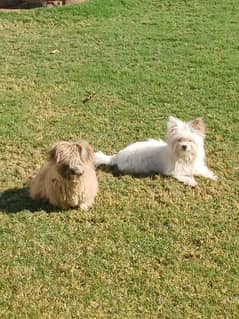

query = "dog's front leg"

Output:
[[172, 174, 197, 187], [67, 193, 80, 209], [79, 195, 95, 211], [79, 202, 91, 211], [194, 165, 218, 181]]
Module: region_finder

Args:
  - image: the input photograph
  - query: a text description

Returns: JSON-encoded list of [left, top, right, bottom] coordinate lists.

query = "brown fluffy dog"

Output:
[[30, 140, 98, 210]]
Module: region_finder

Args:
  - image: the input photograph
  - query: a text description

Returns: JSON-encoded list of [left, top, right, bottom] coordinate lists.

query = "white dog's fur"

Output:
[[93, 116, 217, 187]]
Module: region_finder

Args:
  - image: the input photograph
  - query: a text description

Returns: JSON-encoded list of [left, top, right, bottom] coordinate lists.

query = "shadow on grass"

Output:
[[98, 164, 159, 179], [0, 2, 44, 9], [0, 187, 60, 214]]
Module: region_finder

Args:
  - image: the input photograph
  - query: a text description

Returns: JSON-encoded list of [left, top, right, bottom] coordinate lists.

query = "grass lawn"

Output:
[[0, 0, 238, 317]]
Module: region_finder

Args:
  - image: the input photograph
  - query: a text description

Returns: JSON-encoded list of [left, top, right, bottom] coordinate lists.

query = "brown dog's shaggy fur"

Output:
[[30, 140, 98, 210]]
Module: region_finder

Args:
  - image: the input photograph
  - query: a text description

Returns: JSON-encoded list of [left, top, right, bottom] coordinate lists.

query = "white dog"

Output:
[[93, 116, 217, 187]]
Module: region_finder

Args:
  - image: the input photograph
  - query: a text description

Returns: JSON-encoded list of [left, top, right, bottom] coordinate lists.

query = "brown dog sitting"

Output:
[[30, 140, 98, 210]]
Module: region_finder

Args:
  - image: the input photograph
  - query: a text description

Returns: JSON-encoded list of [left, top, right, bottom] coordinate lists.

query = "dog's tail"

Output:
[[93, 151, 117, 167]]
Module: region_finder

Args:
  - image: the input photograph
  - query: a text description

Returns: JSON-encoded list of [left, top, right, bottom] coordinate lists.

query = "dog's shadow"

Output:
[[0, 187, 61, 214], [0, 1, 45, 9], [98, 165, 159, 179]]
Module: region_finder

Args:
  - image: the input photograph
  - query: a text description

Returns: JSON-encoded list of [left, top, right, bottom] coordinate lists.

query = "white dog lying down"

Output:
[[94, 116, 217, 187]]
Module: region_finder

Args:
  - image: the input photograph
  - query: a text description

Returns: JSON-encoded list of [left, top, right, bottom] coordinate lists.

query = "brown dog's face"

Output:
[[48, 140, 93, 179]]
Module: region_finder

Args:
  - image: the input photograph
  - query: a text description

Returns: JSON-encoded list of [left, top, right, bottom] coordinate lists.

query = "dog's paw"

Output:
[[174, 175, 197, 187], [80, 203, 90, 211], [210, 174, 218, 181], [185, 179, 197, 187]]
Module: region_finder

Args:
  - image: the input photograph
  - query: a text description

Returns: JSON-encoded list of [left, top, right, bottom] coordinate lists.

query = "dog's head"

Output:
[[167, 116, 205, 161], [48, 140, 94, 179]]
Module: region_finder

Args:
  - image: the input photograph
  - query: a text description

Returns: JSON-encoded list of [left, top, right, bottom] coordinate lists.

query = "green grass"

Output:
[[0, 0, 239, 317]]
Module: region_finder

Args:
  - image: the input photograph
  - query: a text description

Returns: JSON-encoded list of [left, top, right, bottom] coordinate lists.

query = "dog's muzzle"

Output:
[[59, 165, 84, 178], [70, 167, 84, 176]]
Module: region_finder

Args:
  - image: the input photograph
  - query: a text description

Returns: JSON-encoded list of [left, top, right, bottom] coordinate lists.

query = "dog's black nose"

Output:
[[182, 145, 187, 150], [69, 169, 77, 175]]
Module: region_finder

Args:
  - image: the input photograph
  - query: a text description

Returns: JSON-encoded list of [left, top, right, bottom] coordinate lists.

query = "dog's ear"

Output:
[[48, 141, 68, 163], [76, 141, 94, 163], [167, 116, 183, 131], [48, 143, 58, 162], [190, 118, 205, 136]]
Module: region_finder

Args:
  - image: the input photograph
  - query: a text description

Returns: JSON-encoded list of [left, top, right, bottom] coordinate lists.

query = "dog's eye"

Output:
[[178, 138, 182, 142]]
